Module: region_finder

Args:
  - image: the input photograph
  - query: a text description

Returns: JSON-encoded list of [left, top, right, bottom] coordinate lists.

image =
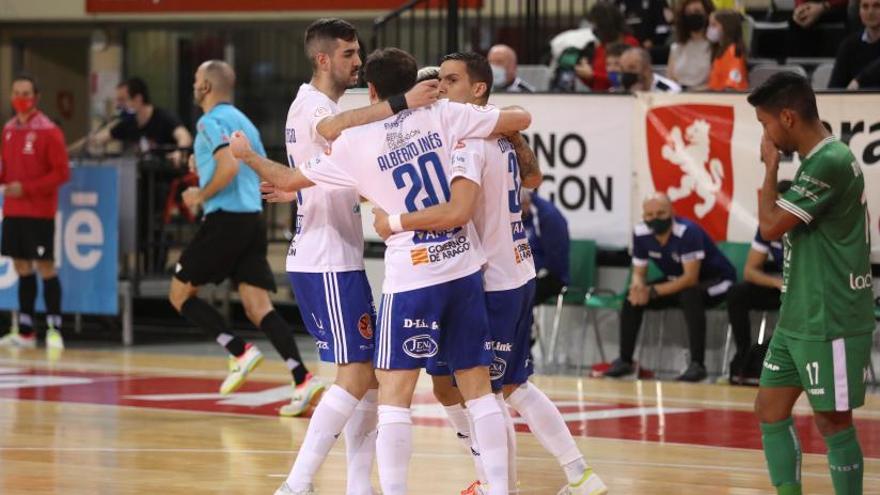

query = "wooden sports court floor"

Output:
[[0, 347, 877, 494]]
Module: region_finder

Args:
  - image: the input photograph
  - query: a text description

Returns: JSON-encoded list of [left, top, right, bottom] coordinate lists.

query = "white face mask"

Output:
[[706, 25, 722, 43], [491, 64, 508, 88]]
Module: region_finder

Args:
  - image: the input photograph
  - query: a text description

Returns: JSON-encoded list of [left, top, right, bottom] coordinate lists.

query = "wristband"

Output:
[[388, 214, 404, 233], [389, 94, 408, 114], [648, 285, 658, 300]]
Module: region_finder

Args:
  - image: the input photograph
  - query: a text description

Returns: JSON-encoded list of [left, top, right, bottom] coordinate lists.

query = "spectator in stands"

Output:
[[575, 1, 640, 91], [93, 77, 192, 167], [605, 42, 632, 90], [604, 193, 737, 382], [787, 0, 850, 57], [829, 0, 880, 88], [522, 190, 570, 306], [615, 0, 674, 52], [620, 46, 682, 92], [707, 10, 749, 91], [488, 44, 535, 93], [668, 0, 715, 89], [725, 180, 792, 384], [848, 56, 880, 87], [0, 74, 70, 351]]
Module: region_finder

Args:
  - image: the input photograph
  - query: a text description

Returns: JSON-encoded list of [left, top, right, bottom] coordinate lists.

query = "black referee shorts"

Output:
[[1, 216, 55, 261], [174, 211, 277, 291]]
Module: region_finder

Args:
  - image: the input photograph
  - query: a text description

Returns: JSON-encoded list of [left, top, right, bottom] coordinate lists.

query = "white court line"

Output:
[[1, 445, 876, 484]]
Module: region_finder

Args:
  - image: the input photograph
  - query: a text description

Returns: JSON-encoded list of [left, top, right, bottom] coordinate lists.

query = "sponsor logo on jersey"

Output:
[[358, 313, 374, 339], [807, 388, 825, 396], [493, 342, 513, 352], [285, 128, 296, 144], [849, 271, 872, 290], [489, 356, 507, 381], [514, 241, 532, 264], [403, 318, 439, 330], [23, 131, 36, 155], [316, 340, 329, 350], [646, 104, 735, 242], [402, 334, 439, 358], [510, 220, 526, 241], [412, 227, 462, 245], [410, 232, 472, 265], [314, 106, 331, 119]]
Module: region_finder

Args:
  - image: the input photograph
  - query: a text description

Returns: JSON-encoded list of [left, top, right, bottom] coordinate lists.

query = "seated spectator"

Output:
[[604, 194, 737, 382], [707, 10, 749, 91], [93, 77, 192, 167], [605, 42, 633, 90], [488, 44, 535, 93], [620, 46, 682, 92], [522, 190, 570, 306], [616, 0, 673, 51], [575, 1, 641, 91], [668, 0, 715, 89], [726, 181, 792, 384], [848, 56, 880, 87], [829, 0, 880, 88], [787, 0, 850, 57]]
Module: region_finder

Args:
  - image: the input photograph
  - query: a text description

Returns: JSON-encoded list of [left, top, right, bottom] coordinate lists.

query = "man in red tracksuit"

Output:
[[0, 75, 70, 349]]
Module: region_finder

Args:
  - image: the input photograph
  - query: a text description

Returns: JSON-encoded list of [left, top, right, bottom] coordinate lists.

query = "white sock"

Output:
[[507, 383, 587, 484], [345, 389, 378, 495], [497, 393, 518, 489], [466, 394, 508, 495], [465, 405, 488, 483], [444, 403, 487, 481], [286, 385, 359, 490], [376, 405, 412, 495]]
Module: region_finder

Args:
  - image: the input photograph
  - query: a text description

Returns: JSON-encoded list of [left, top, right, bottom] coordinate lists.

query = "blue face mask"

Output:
[[608, 71, 622, 88]]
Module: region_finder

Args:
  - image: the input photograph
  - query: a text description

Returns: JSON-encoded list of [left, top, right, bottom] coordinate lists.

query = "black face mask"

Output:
[[647, 217, 673, 235], [682, 13, 707, 33], [621, 72, 640, 91]]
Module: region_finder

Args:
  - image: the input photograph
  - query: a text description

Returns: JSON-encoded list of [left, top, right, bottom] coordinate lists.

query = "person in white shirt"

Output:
[[373, 52, 608, 495], [258, 18, 439, 495], [230, 47, 532, 495]]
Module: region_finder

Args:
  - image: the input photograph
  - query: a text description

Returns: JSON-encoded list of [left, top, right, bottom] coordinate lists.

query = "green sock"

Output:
[[761, 418, 802, 494], [825, 426, 863, 495]]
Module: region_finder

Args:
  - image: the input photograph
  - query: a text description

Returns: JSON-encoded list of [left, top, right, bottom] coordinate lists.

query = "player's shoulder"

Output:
[[671, 217, 697, 238], [633, 222, 652, 237], [291, 84, 334, 114]]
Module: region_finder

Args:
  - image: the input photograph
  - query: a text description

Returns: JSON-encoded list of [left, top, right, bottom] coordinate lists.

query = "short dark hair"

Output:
[[747, 71, 819, 121], [605, 42, 631, 59], [588, 1, 629, 43], [304, 18, 358, 68], [12, 74, 39, 94], [441, 51, 493, 100], [363, 48, 417, 100], [121, 77, 151, 104]]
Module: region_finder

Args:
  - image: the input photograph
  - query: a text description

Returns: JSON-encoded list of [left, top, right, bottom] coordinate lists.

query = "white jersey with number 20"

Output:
[[299, 99, 501, 294], [285, 83, 365, 273]]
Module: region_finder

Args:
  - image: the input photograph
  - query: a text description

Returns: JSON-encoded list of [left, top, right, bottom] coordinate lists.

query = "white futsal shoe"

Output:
[[279, 373, 327, 417], [557, 468, 608, 495], [0, 330, 36, 349], [219, 344, 263, 395], [274, 482, 315, 495], [460, 480, 489, 495]]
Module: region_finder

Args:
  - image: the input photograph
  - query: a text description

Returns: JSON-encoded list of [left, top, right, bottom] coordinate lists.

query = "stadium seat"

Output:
[[542, 239, 597, 371], [517, 64, 552, 92], [749, 64, 808, 89], [811, 62, 835, 90]]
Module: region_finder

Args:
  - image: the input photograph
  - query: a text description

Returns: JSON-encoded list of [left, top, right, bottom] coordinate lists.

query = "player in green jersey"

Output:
[[749, 72, 874, 495]]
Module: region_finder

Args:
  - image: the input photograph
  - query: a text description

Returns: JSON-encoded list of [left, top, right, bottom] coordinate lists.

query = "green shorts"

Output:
[[760, 332, 873, 412]]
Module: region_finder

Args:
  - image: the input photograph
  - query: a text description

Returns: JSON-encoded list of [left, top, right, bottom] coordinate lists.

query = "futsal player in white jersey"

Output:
[[373, 53, 608, 495], [258, 19, 439, 495], [231, 47, 532, 495]]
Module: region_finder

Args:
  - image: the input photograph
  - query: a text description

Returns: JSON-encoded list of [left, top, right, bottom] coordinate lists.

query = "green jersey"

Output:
[[775, 137, 874, 341]]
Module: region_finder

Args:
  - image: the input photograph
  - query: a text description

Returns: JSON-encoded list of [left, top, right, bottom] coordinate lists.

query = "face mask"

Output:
[[683, 13, 707, 32], [706, 25, 722, 43], [11, 96, 34, 114], [647, 217, 673, 235], [608, 71, 622, 88], [621, 72, 640, 91], [491, 65, 507, 88]]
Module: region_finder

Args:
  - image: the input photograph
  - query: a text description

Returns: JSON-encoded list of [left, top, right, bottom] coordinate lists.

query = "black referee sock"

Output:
[[42, 276, 62, 331], [17, 274, 37, 337], [180, 297, 246, 357], [259, 310, 309, 385]]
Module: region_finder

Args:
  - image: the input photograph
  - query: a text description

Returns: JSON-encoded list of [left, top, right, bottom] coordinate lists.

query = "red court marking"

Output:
[[1, 367, 878, 458]]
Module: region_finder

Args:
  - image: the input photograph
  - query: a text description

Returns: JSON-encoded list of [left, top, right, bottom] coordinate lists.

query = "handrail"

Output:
[[373, 0, 427, 28]]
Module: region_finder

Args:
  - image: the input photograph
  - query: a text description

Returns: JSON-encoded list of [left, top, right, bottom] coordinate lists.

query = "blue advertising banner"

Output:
[[0, 166, 119, 315]]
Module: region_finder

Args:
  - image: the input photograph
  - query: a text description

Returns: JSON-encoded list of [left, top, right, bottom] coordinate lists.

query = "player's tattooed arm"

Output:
[[316, 80, 440, 141], [508, 132, 542, 189], [229, 131, 315, 193], [758, 133, 801, 240]]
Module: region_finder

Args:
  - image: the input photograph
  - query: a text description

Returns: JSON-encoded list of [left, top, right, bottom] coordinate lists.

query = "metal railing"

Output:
[[372, 0, 592, 66]]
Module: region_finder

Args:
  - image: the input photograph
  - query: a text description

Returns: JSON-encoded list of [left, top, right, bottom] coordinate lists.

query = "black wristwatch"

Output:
[[648, 285, 659, 300]]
